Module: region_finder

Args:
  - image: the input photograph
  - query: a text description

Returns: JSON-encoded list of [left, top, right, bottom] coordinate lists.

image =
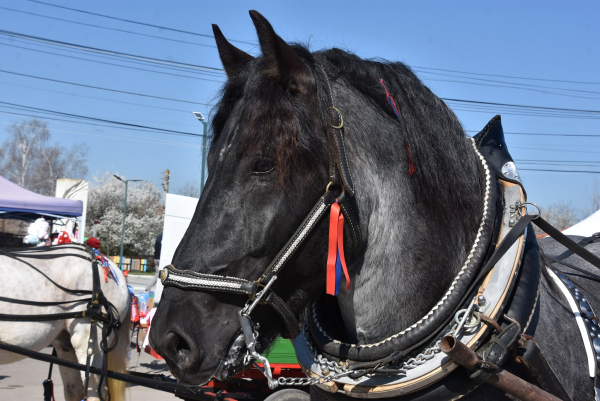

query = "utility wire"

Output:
[[0, 120, 202, 149], [3, 67, 597, 119], [0, 80, 191, 114], [0, 69, 211, 105], [442, 98, 600, 114], [0, 36, 225, 79], [465, 130, 600, 138], [416, 69, 600, 95], [0, 6, 217, 48], [0, 29, 225, 73], [0, 101, 205, 137], [0, 42, 224, 83], [414, 66, 600, 86], [0, 108, 201, 138], [26, 0, 255, 46]]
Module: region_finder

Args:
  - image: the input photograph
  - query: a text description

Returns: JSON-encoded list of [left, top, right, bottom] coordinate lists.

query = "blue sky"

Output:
[[1, 1, 599, 214]]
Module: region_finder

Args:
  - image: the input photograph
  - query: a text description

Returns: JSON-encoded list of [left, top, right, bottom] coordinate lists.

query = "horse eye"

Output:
[[253, 159, 275, 174]]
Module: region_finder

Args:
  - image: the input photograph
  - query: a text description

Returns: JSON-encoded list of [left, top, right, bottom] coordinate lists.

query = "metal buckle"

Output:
[[331, 107, 344, 129]]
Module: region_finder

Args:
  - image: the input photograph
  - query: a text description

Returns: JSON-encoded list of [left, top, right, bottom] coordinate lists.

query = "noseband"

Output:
[[160, 67, 362, 388]]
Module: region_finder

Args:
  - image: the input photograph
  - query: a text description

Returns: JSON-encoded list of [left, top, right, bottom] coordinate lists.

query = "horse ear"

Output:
[[249, 10, 312, 94], [212, 24, 254, 77]]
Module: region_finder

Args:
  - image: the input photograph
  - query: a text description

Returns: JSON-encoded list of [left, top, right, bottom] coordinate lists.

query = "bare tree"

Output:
[[534, 200, 581, 235], [0, 119, 88, 195], [584, 178, 600, 217], [0, 119, 49, 189], [176, 180, 201, 198]]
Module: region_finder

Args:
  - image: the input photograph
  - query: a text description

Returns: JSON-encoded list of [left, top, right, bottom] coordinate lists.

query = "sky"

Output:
[[0, 1, 599, 216]]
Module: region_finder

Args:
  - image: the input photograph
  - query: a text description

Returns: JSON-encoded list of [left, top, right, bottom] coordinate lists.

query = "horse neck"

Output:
[[333, 90, 485, 345]]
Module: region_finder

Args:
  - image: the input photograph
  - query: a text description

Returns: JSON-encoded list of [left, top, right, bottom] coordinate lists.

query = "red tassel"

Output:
[[407, 144, 416, 176], [326, 203, 340, 295], [337, 213, 350, 290], [326, 201, 351, 295]]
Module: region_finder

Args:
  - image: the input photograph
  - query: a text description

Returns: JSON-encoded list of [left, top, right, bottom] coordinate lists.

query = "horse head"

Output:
[[150, 10, 485, 385]]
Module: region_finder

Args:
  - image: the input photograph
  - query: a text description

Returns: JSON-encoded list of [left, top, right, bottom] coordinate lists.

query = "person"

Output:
[[145, 234, 162, 291]]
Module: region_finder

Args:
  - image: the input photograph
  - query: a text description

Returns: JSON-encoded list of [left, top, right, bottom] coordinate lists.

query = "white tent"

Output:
[[562, 210, 600, 237], [153, 193, 199, 303]]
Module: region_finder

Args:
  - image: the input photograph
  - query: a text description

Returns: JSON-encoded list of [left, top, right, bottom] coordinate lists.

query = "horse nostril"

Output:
[[165, 331, 198, 370], [174, 334, 191, 358]]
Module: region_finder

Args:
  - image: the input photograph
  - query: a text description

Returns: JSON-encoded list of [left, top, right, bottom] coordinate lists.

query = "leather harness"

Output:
[[0, 244, 122, 401], [160, 70, 600, 399]]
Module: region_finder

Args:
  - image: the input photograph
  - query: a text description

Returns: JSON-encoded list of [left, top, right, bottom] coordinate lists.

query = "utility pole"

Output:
[[162, 169, 170, 211], [192, 112, 208, 194], [113, 175, 141, 270]]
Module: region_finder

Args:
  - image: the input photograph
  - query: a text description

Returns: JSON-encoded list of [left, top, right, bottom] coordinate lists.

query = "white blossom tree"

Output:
[[86, 172, 163, 257]]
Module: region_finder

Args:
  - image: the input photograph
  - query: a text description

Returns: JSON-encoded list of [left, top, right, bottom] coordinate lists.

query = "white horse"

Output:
[[0, 244, 131, 401]]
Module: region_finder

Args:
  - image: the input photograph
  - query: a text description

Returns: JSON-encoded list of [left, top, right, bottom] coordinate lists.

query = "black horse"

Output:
[[150, 11, 600, 401]]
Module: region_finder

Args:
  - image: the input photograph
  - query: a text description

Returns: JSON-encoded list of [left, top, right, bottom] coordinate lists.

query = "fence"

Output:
[[108, 256, 154, 272]]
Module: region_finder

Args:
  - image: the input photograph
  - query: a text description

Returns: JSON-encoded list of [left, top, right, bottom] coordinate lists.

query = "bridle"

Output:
[[160, 66, 362, 388]]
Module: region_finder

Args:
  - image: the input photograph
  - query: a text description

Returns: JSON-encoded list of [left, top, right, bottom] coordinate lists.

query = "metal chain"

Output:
[[276, 303, 483, 386]]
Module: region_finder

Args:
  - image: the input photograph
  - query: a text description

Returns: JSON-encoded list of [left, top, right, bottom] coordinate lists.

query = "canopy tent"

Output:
[[0, 175, 83, 220], [563, 209, 600, 237]]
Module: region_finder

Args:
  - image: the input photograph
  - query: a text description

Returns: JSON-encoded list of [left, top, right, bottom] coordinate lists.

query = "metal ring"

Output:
[[518, 202, 542, 219], [331, 107, 344, 129], [325, 182, 345, 194]]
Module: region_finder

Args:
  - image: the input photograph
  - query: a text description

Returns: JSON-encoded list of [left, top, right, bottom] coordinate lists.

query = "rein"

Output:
[[0, 244, 122, 401]]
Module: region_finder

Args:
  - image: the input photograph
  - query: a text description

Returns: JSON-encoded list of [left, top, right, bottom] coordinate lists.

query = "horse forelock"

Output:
[[209, 45, 330, 188]]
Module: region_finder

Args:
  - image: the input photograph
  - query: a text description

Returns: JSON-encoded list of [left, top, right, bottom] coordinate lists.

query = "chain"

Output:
[[277, 303, 483, 386]]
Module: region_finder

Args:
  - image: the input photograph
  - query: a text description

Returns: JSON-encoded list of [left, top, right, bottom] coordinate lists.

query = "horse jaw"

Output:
[[213, 333, 249, 380]]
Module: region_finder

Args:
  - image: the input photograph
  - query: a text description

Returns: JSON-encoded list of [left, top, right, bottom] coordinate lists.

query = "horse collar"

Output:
[[297, 132, 535, 397]]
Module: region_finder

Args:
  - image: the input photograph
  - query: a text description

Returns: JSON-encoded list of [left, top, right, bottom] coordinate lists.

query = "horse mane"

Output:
[[210, 45, 483, 228]]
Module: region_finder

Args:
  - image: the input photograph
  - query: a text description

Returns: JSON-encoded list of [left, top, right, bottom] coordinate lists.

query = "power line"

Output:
[[0, 108, 199, 138], [0, 42, 224, 83], [0, 80, 191, 114], [414, 65, 600, 86], [26, 0, 255, 46], [0, 120, 202, 149], [0, 6, 217, 48], [0, 69, 211, 105], [0, 101, 206, 137], [0, 29, 225, 73], [0, 35, 225, 79], [429, 79, 600, 101], [519, 168, 600, 174], [415, 69, 600, 95], [465, 130, 600, 138], [442, 98, 600, 114]]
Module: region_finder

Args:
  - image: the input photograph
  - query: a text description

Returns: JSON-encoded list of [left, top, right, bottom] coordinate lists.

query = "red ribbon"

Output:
[[326, 201, 351, 295]]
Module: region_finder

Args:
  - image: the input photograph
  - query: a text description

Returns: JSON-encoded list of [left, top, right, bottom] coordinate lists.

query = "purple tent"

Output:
[[0, 175, 83, 218]]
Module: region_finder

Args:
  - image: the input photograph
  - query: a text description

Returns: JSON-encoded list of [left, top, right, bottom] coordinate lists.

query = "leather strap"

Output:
[[552, 234, 599, 262], [161, 264, 258, 297], [264, 291, 301, 339], [534, 217, 600, 270], [329, 107, 355, 196], [516, 340, 571, 401], [336, 192, 363, 260], [471, 322, 522, 383], [0, 340, 206, 399], [261, 191, 337, 283]]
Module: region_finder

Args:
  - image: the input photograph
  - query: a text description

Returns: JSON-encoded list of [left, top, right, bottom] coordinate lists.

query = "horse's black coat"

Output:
[[149, 11, 600, 400]]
